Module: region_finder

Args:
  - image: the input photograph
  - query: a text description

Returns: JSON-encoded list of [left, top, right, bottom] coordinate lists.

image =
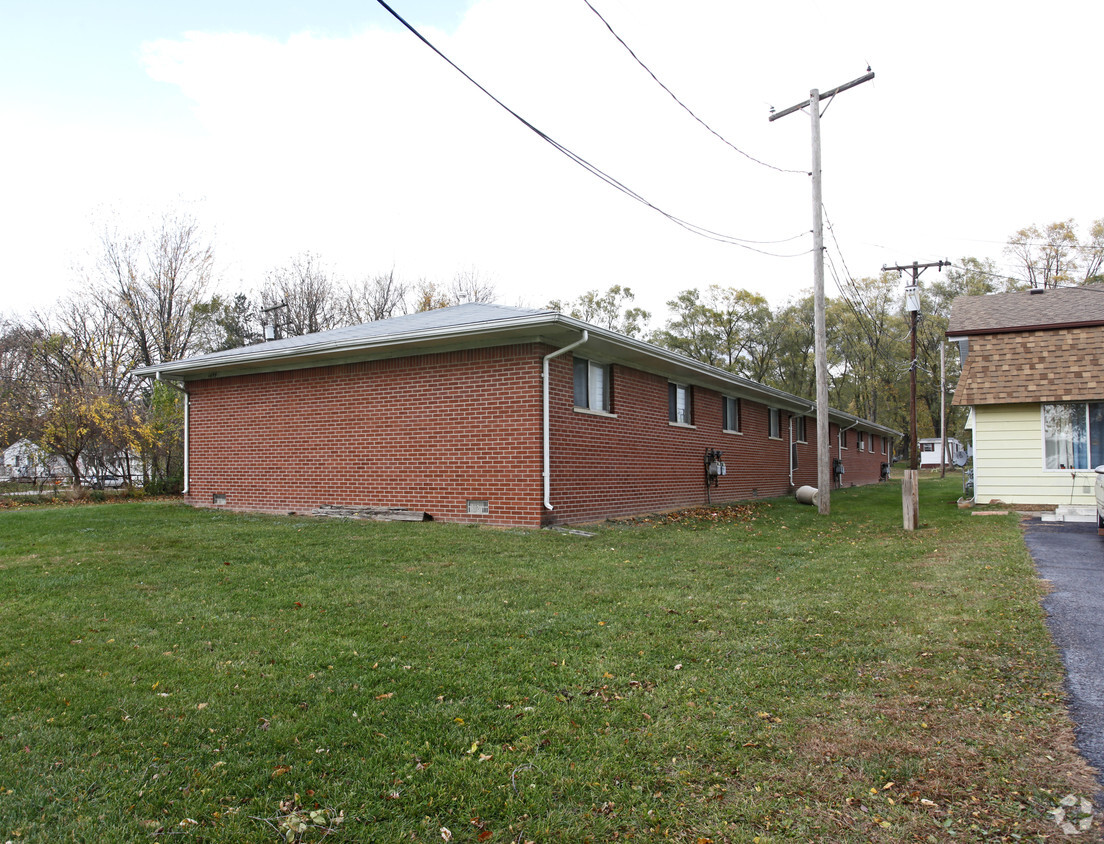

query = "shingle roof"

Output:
[[158, 302, 551, 370], [134, 301, 901, 437], [947, 284, 1104, 335]]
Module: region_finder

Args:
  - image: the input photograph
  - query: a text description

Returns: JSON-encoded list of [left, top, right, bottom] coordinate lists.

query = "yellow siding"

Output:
[[973, 404, 1097, 505]]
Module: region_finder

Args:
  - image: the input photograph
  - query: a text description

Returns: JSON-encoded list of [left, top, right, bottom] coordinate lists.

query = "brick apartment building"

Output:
[[136, 304, 898, 527]]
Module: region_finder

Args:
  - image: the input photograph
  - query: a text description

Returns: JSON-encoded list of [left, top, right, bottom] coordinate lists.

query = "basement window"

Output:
[[212, 493, 227, 505], [466, 499, 490, 516]]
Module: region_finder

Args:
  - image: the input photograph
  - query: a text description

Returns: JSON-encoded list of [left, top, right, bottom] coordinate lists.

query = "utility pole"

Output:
[[882, 260, 949, 530], [770, 70, 874, 516], [882, 260, 949, 469]]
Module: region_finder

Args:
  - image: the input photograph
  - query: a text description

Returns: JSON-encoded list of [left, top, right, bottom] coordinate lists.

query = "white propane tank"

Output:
[[795, 485, 818, 506]]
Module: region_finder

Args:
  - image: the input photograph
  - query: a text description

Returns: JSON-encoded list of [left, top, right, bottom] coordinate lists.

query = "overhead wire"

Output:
[[579, 0, 808, 176], [373, 0, 811, 257]]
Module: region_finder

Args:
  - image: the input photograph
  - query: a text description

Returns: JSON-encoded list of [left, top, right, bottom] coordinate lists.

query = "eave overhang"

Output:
[[135, 310, 901, 438]]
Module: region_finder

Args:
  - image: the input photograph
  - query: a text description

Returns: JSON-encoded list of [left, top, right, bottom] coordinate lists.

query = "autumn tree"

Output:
[[827, 273, 907, 426], [652, 286, 770, 371], [549, 285, 650, 338], [414, 269, 497, 313], [1005, 219, 1104, 288]]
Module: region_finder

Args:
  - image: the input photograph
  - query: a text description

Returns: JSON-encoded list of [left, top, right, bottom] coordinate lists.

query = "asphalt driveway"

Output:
[[1022, 518, 1104, 794]]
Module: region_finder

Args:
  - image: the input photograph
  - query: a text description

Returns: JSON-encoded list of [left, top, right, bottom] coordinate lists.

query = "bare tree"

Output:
[[94, 209, 216, 367], [260, 252, 340, 337], [344, 270, 408, 323], [448, 268, 496, 306]]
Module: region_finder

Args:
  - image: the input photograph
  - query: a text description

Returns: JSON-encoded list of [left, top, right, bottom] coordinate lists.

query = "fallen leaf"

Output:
[[375, 692, 394, 700], [272, 765, 291, 777]]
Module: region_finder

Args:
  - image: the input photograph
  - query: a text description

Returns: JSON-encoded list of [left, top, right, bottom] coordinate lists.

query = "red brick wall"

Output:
[[544, 356, 890, 524], [183, 343, 892, 527], [185, 344, 547, 527]]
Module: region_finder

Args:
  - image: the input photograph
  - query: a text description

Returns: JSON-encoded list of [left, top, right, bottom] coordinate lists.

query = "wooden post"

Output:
[[902, 469, 919, 530]]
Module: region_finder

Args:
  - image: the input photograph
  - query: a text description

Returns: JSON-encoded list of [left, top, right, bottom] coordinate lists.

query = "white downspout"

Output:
[[542, 331, 588, 510], [839, 419, 859, 459], [183, 388, 189, 495], [791, 402, 814, 487], [156, 372, 189, 495]]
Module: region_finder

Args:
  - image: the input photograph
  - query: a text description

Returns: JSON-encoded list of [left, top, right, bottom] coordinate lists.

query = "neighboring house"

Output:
[[948, 284, 1104, 507], [134, 304, 899, 527], [917, 437, 967, 469], [2, 439, 70, 480]]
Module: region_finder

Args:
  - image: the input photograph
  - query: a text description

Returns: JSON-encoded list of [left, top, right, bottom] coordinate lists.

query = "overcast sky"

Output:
[[2, 0, 1101, 326]]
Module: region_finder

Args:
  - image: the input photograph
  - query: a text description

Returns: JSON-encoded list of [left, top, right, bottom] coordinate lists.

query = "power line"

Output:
[[372, 0, 811, 257], [580, 0, 807, 176]]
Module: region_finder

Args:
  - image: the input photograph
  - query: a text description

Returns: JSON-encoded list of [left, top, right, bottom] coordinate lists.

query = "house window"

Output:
[[794, 415, 807, 443], [839, 429, 848, 449], [920, 442, 935, 452], [1043, 402, 1104, 469], [668, 383, 692, 424], [722, 396, 741, 432], [768, 408, 781, 439], [881, 436, 888, 455], [573, 358, 611, 412]]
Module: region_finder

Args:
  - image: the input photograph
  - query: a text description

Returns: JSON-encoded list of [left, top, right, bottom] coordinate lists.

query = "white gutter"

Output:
[[542, 331, 588, 510], [156, 372, 189, 494]]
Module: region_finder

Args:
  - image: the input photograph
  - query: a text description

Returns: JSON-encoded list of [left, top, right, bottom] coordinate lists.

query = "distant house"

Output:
[[2, 439, 69, 480], [948, 284, 1104, 507], [134, 304, 898, 527], [917, 437, 967, 470]]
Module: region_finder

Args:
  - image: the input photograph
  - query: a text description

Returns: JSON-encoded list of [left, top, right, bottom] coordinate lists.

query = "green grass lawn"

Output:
[[0, 479, 1098, 843]]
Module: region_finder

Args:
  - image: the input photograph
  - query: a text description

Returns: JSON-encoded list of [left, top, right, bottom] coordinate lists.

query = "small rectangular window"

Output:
[[722, 396, 741, 432], [466, 499, 489, 515], [794, 415, 807, 443], [668, 383, 692, 424], [573, 358, 611, 412], [769, 408, 781, 439], [839, 429, 848, 450]]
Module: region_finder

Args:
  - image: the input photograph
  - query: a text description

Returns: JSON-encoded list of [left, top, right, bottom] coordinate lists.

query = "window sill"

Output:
[[573, 407, 617, 419], [768, 435, 782, 441], [668, 421, 696, 429], [722, 429, 743, 436]]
